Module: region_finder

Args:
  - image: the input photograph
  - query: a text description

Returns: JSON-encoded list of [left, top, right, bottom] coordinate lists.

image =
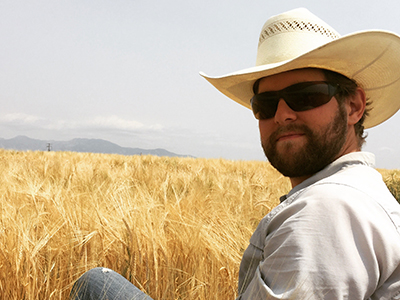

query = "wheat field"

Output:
[[0, 149, 398, 299]]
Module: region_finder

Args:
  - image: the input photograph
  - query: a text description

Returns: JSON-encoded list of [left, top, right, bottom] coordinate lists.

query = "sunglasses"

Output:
[[250, 81, 340, 120]]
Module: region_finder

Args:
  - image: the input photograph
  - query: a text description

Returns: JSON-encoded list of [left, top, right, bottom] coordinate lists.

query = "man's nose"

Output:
[[274, 99, 297, 125]]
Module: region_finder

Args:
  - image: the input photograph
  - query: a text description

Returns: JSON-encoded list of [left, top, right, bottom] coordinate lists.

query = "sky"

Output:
[[0, 0, 399, 169]]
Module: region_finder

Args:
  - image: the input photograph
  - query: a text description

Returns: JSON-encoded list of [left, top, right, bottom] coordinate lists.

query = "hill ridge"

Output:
[[0, 135, 191, 158]]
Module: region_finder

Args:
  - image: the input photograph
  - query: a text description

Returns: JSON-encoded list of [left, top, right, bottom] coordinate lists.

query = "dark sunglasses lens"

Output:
[[286, 83, 334, 111], [251, 96, 278, 120]]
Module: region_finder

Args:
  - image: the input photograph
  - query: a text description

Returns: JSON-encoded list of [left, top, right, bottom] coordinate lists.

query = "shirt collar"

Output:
[[281, 152, 375, 202]]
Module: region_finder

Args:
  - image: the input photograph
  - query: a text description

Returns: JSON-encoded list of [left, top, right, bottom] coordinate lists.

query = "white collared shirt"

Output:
[[237, 152, 400, 299]]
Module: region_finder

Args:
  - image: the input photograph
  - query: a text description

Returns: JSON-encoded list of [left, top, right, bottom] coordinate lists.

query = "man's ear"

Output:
[[347, 87, 367, 126]]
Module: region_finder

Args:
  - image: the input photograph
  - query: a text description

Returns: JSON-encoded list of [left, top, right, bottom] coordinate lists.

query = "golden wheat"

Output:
[[0, 149, 397, 299], [0, 149, 288, 299]]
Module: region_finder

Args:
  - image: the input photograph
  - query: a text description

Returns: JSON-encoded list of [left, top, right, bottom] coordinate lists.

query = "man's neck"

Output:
[[290, 176, 312, 188]]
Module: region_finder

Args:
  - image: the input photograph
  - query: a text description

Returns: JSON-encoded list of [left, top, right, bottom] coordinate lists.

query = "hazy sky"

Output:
[[1, 0, 399, 169]]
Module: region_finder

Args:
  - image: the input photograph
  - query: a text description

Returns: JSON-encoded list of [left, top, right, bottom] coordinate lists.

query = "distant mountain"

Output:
[[0, 136, 192, 158]]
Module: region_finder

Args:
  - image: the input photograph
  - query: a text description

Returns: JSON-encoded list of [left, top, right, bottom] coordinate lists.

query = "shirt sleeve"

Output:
[[238, 182, 399, 299]]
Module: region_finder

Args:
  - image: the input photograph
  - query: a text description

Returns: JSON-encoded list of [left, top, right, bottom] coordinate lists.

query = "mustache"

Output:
[[269, 124, 313, 143]]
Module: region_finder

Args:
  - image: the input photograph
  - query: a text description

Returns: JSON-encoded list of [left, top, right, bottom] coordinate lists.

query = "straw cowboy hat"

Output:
[[200, 8, 400, 128]]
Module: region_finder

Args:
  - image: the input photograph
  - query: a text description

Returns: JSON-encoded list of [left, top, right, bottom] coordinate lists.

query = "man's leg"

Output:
[[70, 267, 154, 300]]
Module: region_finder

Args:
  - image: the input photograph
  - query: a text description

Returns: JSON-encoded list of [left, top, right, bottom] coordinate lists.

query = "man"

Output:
[[71, 8, 400, 299], [201, 7, 400, 299]]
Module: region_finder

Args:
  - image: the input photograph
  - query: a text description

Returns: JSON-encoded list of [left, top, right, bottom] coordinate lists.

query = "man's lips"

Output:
[[276, 132, 305, 142]]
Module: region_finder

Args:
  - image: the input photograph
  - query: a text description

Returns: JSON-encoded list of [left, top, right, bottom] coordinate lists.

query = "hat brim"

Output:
[[201, 30, 400, 129]]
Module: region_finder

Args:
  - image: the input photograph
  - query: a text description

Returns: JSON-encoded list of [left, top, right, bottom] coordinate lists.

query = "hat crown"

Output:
[[256, 8, 341, 66]]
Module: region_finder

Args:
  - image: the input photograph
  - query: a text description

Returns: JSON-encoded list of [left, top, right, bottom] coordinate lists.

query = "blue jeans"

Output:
[[70, 267, 154, 300]]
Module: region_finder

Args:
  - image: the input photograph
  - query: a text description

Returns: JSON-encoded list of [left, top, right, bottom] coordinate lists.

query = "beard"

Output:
[[262, 104, 348, 178]]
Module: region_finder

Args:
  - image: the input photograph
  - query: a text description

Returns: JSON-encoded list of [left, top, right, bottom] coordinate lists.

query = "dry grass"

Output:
[[0, 149, 398, 299], [378, 169, 400, 202], [0, 149, 289, 299]]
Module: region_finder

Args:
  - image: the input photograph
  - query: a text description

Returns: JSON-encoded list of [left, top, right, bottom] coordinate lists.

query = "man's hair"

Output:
[[321, 69, 371, 148]]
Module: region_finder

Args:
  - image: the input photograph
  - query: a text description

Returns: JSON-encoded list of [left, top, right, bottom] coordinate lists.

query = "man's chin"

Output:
[[263, 142, 323, 178], [269, 156, 310, 177], [274, 140, 307, 157]]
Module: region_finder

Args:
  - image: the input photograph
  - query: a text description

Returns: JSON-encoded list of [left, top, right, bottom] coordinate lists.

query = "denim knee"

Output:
[[70, 267, 153, 300]]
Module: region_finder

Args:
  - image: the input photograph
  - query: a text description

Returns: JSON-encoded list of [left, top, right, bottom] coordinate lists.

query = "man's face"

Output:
[[257, 69, 349, 180]]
